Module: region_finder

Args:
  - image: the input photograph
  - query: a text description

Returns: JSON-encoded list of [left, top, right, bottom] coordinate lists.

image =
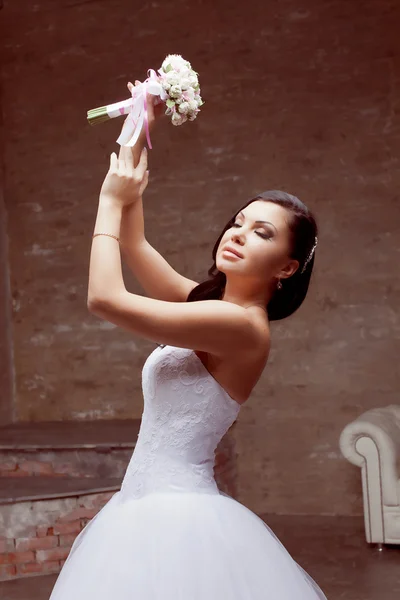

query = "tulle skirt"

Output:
[[48, 489, 328, 600]]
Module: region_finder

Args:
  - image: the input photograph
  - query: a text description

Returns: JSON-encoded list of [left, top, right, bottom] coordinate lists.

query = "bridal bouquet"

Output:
[[87, 54, 203, 148]]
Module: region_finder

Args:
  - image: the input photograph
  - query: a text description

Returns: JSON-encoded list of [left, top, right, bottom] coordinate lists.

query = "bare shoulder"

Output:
[[246, 306, 271, 350], [225, 308, 270, 403], [238, 307, 271, 379], [196, 306, 270, 405]]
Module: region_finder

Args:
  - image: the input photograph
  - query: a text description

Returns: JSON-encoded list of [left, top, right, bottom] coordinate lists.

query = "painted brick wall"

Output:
[[0, 491, 114, 581], [0, 0, 399, 516]]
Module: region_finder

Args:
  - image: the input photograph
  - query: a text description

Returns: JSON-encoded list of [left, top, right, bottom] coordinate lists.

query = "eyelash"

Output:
[[231, 223, 271, 239]]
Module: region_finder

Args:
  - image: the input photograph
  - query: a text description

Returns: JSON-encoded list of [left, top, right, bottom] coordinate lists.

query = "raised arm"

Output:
[[120, 202, 198, 302], [118, 83, 199, 303]]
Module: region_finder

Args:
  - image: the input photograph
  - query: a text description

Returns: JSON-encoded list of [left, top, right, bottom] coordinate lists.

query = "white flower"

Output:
[[156, 54, 202, 128], [165, 71, 180, 86], [169, 84, 182, 99], [180, 68, 192, 80], [162, 55, 180, 71], [171, 112, 186, 126], [188, 99, 198, 112], [184, 87, 195, 100], [169, 55, 184, 68], [162, 54, 191, 73], [178, 101, 190, 114], [180, 78, 191, 91]]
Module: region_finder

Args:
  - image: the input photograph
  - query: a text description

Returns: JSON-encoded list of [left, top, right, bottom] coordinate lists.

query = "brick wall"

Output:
[[1, 0, 399, 518], [0, 99, 13, 426], [0, 424, 238, 580], [0, 449, 131, 479], [0, 491, 115, 581]]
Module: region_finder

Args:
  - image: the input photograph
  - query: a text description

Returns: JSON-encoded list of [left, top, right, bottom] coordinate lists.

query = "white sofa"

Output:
[[339, 404, 400, 548]]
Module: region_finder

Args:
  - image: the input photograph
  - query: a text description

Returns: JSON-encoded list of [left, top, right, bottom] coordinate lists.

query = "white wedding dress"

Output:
[[49, 344, 328, 599]]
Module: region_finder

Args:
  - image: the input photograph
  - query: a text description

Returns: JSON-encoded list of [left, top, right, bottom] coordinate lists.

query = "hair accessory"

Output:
[[92, 233, 120, 243], [301, 236, 318, 273], [276, 235, 318, 289]]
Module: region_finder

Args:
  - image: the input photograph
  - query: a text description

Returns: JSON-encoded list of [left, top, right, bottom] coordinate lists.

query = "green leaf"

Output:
[[166, 99, 175, 108], [164, 64, 172, 73]]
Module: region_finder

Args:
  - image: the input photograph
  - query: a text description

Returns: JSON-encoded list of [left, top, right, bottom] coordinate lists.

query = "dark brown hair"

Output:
[[186, 190, 318, 321]]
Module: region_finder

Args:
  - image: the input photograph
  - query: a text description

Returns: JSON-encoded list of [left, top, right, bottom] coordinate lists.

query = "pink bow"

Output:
[[116, 69, 164, 149]]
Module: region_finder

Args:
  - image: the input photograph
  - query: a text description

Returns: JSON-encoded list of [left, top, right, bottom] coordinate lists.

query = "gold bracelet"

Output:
[[92, 233, 120, 242]]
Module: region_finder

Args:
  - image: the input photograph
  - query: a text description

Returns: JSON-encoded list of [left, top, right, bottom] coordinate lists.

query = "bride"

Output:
[[48, 84, 325, 599]]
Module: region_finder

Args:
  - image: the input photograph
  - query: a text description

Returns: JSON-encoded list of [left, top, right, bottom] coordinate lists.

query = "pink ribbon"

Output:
[[117, 69, 162, 149], [142, 79, 152, 149]]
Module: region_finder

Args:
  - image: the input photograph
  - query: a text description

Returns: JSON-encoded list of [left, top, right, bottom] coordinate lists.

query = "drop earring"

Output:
[[277, 279, 282, 290]]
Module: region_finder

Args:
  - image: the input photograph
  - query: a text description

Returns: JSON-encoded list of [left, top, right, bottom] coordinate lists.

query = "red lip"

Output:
[[223, 245, 243, 259]]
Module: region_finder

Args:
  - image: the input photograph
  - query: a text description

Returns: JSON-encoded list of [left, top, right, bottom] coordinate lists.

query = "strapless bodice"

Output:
[[120, 344, 241, 500]]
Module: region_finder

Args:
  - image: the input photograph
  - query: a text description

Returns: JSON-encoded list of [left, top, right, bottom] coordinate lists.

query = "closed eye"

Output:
[[232, 223, 271, 240]]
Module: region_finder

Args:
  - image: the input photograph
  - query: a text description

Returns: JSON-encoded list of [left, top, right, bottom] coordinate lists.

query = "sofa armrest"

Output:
[[339, 404, 400, 506]]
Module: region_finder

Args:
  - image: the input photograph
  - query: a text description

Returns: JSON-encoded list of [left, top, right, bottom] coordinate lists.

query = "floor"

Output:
[[0, 513, 398, 600]]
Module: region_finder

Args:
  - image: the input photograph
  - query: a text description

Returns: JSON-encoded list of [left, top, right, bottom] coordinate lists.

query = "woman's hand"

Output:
[[98, 79, 163, 208], [99, 144, 149, 208]]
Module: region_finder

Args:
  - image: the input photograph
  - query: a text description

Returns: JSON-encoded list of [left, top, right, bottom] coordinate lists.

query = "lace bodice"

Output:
[[120, 344, 241, 500]]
